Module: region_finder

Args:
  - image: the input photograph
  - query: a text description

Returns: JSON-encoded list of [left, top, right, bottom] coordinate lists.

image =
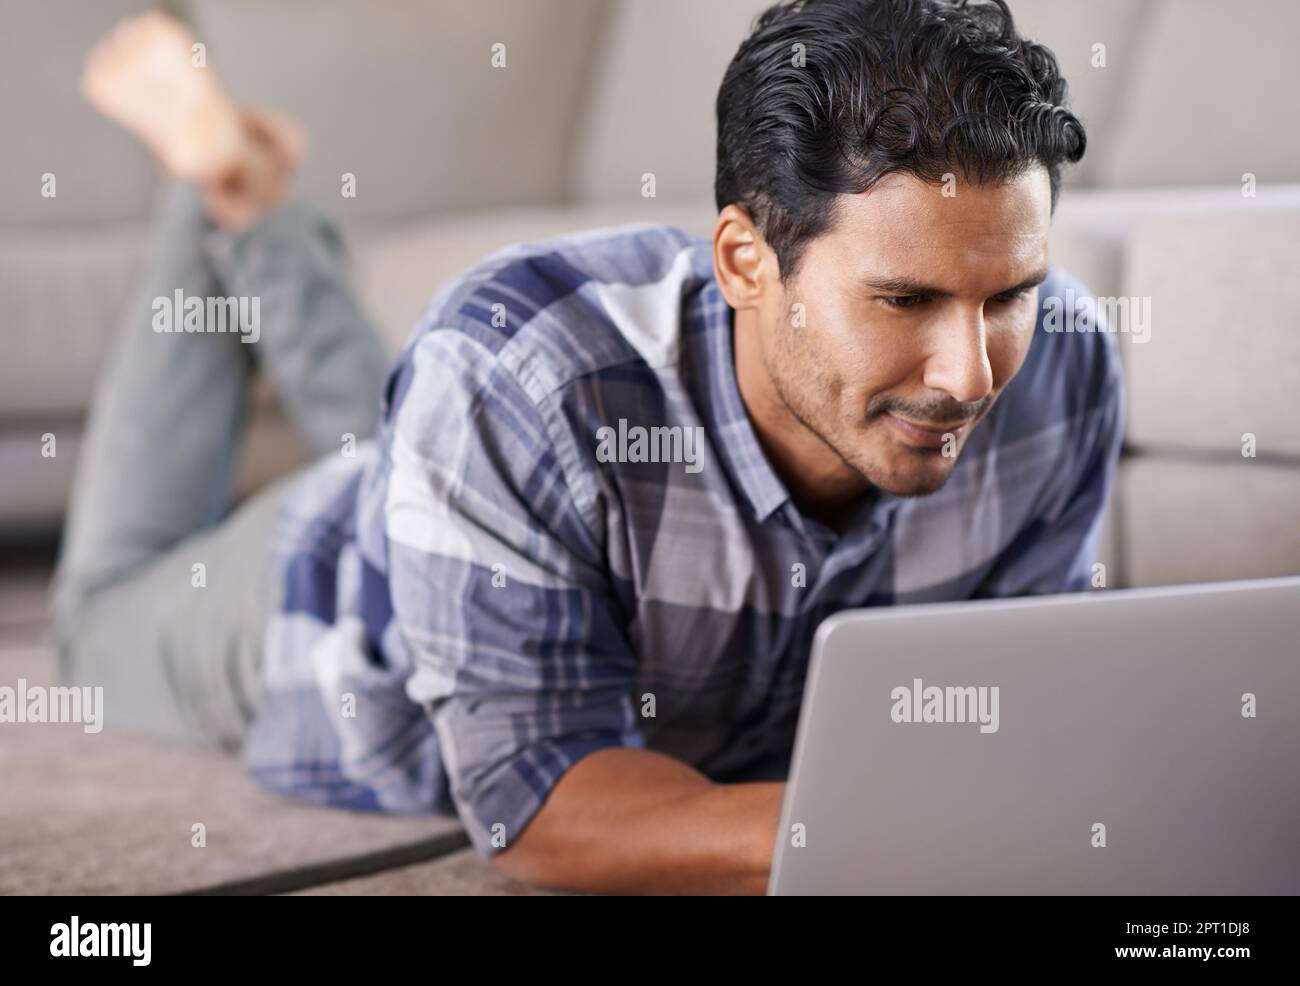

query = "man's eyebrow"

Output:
[[862, 268, 1051, 297], [997, 268, 1051, 295]]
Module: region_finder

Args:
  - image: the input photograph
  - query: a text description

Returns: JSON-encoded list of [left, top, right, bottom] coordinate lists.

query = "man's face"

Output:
[[753, 168, 1052, 498]]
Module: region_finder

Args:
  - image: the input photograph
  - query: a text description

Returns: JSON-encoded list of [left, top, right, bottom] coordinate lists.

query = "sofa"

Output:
[[1, 0, 1297, 894]]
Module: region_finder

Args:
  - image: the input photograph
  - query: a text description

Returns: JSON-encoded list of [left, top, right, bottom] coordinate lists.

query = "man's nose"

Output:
[[921, 310, 994, 406]]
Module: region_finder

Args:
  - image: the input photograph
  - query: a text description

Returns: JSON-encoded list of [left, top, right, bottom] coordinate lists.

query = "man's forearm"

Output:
[[492, 747, 784, 895]]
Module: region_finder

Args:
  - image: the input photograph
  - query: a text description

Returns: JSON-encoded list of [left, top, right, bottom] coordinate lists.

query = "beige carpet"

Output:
[[0, 564, 552, 895], [291, 848, 565, 896]]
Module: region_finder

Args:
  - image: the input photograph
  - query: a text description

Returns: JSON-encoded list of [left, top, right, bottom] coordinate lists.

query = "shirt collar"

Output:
[[688, 264, 792, 523]]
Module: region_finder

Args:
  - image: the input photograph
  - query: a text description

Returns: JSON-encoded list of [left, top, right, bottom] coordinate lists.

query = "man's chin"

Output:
[[859, 450, 958, 498]]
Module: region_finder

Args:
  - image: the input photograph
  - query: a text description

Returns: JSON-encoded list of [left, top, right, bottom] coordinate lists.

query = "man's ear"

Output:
[[712, 204, 775, 311]]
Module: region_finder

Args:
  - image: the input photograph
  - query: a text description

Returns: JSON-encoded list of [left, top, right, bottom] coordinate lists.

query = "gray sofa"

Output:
[[1, 0, 1297, 894], [3, 0, 1298, 587]]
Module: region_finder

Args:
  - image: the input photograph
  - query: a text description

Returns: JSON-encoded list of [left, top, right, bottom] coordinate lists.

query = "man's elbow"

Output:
[[490, 841, 532, 881], [490, 832, 559, 889]]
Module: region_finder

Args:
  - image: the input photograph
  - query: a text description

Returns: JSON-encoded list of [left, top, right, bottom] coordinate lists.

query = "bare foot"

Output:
[[202, 107, 306, 231], [81, 11, 243, 181], [242, 107, 306, 175]]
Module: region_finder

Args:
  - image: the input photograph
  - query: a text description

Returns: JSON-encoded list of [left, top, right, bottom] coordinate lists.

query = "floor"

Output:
[[0, 560, 561, 895]]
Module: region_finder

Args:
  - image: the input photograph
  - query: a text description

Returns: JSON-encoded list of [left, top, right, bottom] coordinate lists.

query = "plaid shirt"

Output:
[[243, 223, 1125, 856]]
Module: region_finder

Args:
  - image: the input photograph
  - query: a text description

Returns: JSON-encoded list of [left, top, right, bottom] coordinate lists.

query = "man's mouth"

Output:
[[885, 412, 970, 450]]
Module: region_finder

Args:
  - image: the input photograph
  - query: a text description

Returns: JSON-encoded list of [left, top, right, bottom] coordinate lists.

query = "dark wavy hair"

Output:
[[715, 0, 1086, 280]]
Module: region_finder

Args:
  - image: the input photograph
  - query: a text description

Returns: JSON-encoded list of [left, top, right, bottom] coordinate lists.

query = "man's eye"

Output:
[[881, 295, 926, 309]]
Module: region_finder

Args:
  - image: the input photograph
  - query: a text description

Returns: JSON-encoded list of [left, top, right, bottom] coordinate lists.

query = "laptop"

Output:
[[768, 576, 1300, 895]]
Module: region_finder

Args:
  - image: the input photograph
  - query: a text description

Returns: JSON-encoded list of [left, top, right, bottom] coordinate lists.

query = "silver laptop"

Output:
[[768, 576, 1300, 895]]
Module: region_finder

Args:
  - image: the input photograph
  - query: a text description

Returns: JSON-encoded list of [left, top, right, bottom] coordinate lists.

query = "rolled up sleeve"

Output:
[[383, 331, 642, 856]]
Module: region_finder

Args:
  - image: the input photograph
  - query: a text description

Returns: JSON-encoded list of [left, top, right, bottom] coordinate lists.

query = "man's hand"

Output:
[[491, 747, 784, 895]]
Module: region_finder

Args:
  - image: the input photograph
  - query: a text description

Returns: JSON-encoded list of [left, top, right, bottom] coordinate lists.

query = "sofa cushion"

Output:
[[0, 426, 85, 537], [0, 224, 148, 419], [1119, 457, 1300, 587], [570, 0, 766, 206], [1095, 0, 1300, 187], [184, 0, 605, 227], [1122, 209, 1300, 456], [0, 0, 158, 227]]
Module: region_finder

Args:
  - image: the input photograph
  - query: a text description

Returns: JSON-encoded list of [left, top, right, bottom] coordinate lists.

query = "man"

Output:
[[54, 0, 1122, 895]]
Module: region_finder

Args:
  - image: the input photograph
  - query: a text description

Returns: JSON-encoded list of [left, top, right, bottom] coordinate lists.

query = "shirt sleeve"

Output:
[[974, 327, 1127, 597], [382, 329, 644, 857]]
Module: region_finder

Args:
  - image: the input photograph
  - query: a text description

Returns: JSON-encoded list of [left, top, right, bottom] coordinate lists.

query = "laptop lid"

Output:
[[769, 577, 1300, 894]]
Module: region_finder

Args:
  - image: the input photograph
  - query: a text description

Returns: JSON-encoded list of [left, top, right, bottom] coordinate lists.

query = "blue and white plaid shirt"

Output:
[[243, 223, 1125, 856]]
